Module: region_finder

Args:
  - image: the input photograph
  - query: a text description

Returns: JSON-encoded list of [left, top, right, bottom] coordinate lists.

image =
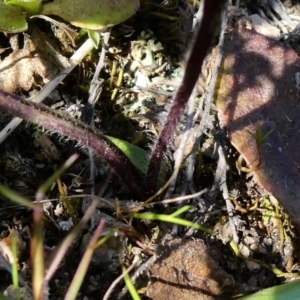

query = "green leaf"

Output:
[[0, 2, 27, 33], [5, 0, 41, 15], [106, 136, 149, 175], [238, 280, 300, 300], [133, 206, 213, 234], [41, 0, 140, 30], [123, 264, 141, 300], [87, 29, 100, 48], [0, 183, 36, 209]]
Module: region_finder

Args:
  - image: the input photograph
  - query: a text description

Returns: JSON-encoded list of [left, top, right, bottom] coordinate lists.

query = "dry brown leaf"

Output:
[[0, 27, 70, 93], [0, 228, 25, 270], [215, 25, 300, 231]]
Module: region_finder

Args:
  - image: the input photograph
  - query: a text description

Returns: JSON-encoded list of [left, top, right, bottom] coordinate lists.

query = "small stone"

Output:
[[147, 236, 236, 300], [245, 260, 261, 272], [239, 243, 250, 258]]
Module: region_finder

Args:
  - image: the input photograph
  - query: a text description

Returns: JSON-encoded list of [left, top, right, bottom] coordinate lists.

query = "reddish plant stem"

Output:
[[0, 89, 146, 200], [146, 0, 227, 194]]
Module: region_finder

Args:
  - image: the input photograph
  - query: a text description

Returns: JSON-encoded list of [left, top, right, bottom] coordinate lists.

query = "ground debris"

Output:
[[147, 236, 237, 300], [0, 26, 69, 93]]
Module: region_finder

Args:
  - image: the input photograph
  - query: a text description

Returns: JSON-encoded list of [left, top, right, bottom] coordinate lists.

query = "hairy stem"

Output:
[[146, 0, 227, 194], [0, 89, 145, 200]]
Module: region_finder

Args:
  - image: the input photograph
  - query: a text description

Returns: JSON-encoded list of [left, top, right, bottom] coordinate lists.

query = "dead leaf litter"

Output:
[[1, 1, 300, 299]]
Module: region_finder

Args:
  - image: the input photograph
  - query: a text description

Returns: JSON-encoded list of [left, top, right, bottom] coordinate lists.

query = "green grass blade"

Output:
[[238, 280, 300, 299], [36, 154, 78, 200], [11, 234, 20, 300], [0, 184, 36, 209], [122, 265, 141, 300], [170, 205, 191, 217], [133, 209, 213, 234]]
